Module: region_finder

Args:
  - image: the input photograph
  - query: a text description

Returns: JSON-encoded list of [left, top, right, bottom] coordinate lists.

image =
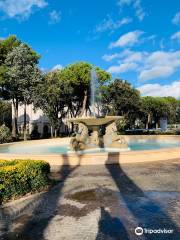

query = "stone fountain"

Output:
[[68, 69, 128, 151]]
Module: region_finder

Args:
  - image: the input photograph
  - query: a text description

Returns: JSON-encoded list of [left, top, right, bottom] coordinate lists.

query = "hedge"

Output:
[[0, 124, 12, 143], [0, 159, 50, 203]]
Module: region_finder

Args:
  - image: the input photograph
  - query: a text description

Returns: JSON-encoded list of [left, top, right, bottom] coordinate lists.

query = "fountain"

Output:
[[68, 68, 128, 151]]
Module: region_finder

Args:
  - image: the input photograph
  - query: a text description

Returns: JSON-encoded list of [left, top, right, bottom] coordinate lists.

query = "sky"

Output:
[[0, 0, 180, 98]]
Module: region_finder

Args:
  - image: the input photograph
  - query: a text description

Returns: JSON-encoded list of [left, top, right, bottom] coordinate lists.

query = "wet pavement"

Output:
[[0, 159, 180, 240]]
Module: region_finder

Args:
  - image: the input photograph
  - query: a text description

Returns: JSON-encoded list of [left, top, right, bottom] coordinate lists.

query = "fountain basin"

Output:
[[0, 136, 180, 170], [68, 116, 123, 126], [68, 116, 126, 150]]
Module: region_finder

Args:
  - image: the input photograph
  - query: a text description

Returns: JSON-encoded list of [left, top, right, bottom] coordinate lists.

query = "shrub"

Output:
[[0, 124, 12, 143], [124, 129, 177, 135], [116, 118, 127, 132], [0, 159, 50, 203]]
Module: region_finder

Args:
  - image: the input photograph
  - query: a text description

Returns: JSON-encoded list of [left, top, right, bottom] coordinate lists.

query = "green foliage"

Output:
[[124, 129, 178, 135], [0, 159, 50, 203], [116, 118, 127, 132], [0, 124, 12, 143], [102, 79, 141, 128], [140, 96, 179, 128], [0, 36, 21, 87], [33, 70, 70, 131], [33, 62, 111, 136], [4, 43, 42, 139], [60, 62, 111, 116], [5, 43, 41, 102], [176, 101, 180, 124], [0, 100, 11, 128]]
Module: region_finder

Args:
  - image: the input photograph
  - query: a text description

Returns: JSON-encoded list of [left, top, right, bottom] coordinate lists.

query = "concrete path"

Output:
[[0, 159, 180, 240]]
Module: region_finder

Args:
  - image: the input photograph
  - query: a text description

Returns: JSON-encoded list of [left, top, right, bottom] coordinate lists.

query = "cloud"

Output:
[[52, 64, 63, 71], [109, 30, 143, 48], [107, 62, 137, 73], [94, 15, 132, 34], [172, 12, 180, 25], [139, 51, 180, 81], [49, 10, 61, 24], [105, 49, 145, 73], [118, 0, 145, 21], [103, 49, 145, 62], [102, 53, 121, 62], [0, 0, 47, 19], [171, 31, 180, 42], [139, 66, 174, 81], [121, 49, 144, 62], [106, 49, 145, 73], [105, 49, 180, 81], [138, 81, 180, 99]]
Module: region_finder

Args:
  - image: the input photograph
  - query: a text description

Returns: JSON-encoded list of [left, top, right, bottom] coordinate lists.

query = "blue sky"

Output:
[[0, 0, 180, 98]]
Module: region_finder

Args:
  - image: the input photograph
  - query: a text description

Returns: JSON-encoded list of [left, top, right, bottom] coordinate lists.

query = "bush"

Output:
[[0, 159, 50, 203], [124, 129, 177, 135], [0, 124, 12, 143], [116, 118, 127, 132]]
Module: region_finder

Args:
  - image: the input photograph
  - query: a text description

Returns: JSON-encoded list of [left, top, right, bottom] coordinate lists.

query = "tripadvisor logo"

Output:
[[135, 227, 174, 236], [135, 227, 143, 236]]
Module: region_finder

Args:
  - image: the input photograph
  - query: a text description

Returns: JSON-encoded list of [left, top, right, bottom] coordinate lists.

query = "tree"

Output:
[[60, 62, 111, 117], [5, 43, 41, 140], [33, 62, 111, 136], [33, 70, 72, 137], [163, 97, 178, 124], [0, 36, 21, 87], [141, 96, 178, 129], [176, 100, 180, 124], [102, 79, 141, 129], [0, 100, 11, 128], [141, 97, 157, 129]]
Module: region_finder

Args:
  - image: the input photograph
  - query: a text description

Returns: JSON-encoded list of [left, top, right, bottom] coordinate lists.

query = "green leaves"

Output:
[[5, 43, 42, 102], [0, 160, 50, 203], [0, 124, 12, 143], [102, 79, 141, 128], [141, 96, 179, 125]]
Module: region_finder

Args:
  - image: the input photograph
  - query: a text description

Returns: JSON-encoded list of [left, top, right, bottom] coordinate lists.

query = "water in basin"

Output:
[[0, 139, 180, 154]]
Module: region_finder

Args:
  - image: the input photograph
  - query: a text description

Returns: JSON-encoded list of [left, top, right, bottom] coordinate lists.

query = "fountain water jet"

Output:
[[90, 68, 102, 117], [68, 68, 128, 151]]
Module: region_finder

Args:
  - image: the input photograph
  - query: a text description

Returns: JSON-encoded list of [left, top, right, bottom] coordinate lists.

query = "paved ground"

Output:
[[0, 159, 180, 240]]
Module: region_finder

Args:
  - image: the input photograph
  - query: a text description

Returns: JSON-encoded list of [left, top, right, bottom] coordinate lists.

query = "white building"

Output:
[[12, 103, 51, 136]]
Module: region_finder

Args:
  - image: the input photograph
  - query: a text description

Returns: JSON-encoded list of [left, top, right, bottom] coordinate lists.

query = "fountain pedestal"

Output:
[[89, 125, 101, 147], [68, 116, 128, 151]]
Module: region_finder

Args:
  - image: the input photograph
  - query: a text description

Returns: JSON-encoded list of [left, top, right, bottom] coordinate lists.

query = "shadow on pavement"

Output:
[[101, 152, 179, 240], [0, 154, 81, 240], [96, 206, 129, 240]]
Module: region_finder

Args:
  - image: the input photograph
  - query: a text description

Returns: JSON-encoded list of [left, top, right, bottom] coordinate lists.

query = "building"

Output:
[[12, 103, 51, 136]]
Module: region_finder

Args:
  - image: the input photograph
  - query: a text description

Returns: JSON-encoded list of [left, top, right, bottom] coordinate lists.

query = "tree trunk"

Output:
[[50, 126, 53, 138], [146, 113, 151, 129], [54, 129, 57, 138], [71, 122, 74, 133], [12, 99, 18, 139], [23, 102, 27, 141], [80, 90, 87, 116]]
